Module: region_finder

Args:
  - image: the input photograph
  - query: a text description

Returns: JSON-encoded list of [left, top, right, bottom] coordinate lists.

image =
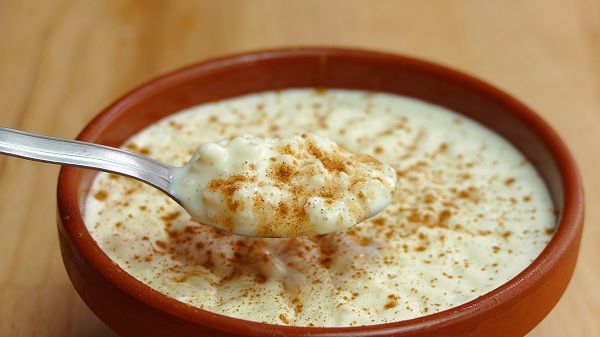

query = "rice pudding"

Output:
[[84, 89, 556, 327], [170, 133, 397, 237]]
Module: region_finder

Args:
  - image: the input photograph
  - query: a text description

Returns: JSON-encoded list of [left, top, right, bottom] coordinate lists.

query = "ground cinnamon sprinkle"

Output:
[[438, 143, 448, 153], [277, 202, 289, 216], [274, 164, 294, 182], [384, 294, 399, 309], [307, 143, 346, 173], [423, 194, 435, 204], [160, 211, 181, 222], [126, 143, 138, 151], [228, 199, 242, 212], [281, 144, 295, 155], [438, 210, 452, 225], [279, 313, 290, 324], [208, 174, 254, 193], [93, 190, 108, 201], [254, 273, 267, 284], [458, 190, 470, 199], [155, 240, 168, 249], [140, 147, 151, 155], [291, 297, 304, 314], [372, 218, 386, 227]]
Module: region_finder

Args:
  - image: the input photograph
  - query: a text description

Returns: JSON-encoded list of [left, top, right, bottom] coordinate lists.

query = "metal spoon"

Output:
[[0, 126, 173, 201]]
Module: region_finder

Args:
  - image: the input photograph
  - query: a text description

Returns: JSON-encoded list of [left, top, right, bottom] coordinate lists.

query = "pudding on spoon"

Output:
[[171, 133, 397, 237]]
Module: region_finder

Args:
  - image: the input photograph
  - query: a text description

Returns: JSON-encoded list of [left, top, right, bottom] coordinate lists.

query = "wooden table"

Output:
[[0, 1, 598, 336]]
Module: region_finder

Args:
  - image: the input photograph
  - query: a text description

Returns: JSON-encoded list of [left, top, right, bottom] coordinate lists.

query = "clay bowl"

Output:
[[57, 47, 584, 337]]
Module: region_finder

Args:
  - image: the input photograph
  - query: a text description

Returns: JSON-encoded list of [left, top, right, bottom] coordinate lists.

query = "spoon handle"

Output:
[[0, 126, 173, 193]]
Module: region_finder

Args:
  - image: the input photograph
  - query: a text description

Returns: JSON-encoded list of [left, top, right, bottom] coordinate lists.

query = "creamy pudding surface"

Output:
[[84, 89, 556, 327]]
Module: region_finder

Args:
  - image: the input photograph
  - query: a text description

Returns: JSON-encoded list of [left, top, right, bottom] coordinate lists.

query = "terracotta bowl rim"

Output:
[[56, 47, 584, 335]]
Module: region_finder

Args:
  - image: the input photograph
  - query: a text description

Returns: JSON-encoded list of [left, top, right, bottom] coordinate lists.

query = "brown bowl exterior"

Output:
[[56, 48, 584, 337]]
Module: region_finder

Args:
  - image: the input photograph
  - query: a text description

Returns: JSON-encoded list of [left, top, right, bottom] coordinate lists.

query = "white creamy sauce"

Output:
[[84, 89, 556, 327], [170, 133, 396, 237]]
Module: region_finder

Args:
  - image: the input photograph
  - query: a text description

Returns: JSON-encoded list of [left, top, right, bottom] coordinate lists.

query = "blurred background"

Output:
[[0, 1, 598, 336]]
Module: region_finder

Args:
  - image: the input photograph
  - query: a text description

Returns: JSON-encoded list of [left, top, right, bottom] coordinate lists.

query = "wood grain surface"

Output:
[[0, 1, 598, 336]]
